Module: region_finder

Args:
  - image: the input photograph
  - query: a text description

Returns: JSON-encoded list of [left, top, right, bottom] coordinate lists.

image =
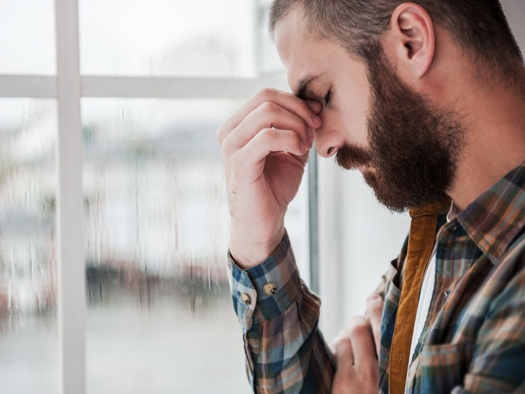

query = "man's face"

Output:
[[275, 10, 464, 211]]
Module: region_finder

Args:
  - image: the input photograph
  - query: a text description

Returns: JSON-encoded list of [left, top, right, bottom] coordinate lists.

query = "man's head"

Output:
[[270, 0, 523, 86], [270, 0, 524, 211]]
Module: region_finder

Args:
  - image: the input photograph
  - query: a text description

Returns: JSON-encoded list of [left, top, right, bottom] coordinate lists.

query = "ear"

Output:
[[383, 3, 435, 80]]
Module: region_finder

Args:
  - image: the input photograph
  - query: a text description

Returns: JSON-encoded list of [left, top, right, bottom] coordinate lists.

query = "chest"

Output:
[[379, 233, 523, 393]]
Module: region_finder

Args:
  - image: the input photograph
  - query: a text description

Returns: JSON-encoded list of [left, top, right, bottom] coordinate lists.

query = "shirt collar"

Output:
[[409, 199, 452, 218], [456, 165, 525, 265]]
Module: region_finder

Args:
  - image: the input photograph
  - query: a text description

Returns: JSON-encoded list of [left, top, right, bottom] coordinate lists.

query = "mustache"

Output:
[[336, 144, 373, 170]]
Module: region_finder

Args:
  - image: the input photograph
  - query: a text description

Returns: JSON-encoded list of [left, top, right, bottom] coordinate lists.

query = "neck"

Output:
[[448, 80, 525, 211]]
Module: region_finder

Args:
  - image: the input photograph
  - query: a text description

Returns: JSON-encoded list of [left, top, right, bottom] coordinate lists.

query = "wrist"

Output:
[[229, 226, 286, 269]]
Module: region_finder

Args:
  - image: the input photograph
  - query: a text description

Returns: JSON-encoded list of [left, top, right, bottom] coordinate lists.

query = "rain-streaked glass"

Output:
[[79, 0, 258, 77], [82, 98, 308, 393], [0, 99, 58, 393], [0, 0, 56, 75]]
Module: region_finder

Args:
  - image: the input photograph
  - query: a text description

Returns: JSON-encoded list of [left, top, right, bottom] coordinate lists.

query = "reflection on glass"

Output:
[[0, 99, 58, 393], [79, 0, 256, 77], [0, 0, 55, 74]]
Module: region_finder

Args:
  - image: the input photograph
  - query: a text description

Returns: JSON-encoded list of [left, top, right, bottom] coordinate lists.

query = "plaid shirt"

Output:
[[228, 165, 525, 393]]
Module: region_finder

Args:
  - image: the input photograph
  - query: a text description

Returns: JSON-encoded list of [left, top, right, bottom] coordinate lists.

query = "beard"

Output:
[[336, 48, 464, 212]]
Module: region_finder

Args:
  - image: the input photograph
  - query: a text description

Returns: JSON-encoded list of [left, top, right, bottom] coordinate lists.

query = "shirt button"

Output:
[[263, 282, 278, 296], [241, 293, 252, 305]]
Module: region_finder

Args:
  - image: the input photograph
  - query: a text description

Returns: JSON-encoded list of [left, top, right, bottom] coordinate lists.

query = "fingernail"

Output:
[[311, 114, 322, 128], [307, 100, 322, 114]]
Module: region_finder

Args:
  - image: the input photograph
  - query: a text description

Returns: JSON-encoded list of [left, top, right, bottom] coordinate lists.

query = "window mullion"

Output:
[[81, 75, 288, 98], [0, 75, 57, 98], [55, 0, 85, 393], [0, 75, 288, 99]]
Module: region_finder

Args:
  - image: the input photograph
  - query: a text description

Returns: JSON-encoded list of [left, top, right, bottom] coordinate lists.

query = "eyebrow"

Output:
[[295, 72, 327, 101]]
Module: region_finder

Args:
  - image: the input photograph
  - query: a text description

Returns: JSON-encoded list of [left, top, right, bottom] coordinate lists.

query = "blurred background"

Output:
[[0, 1, 303, 393], [0, 0, 524, 393]]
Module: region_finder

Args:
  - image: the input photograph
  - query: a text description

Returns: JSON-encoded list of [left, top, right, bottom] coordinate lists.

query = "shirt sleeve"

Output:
[[227, 233, 335, 393]]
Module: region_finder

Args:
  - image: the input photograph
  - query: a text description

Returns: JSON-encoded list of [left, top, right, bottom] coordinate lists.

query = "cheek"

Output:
[[338, 105, 370, 147], [339, 72, 372, 146]]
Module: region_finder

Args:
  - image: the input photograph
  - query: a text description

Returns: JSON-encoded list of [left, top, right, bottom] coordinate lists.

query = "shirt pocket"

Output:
[[417, 341, 474, 394]]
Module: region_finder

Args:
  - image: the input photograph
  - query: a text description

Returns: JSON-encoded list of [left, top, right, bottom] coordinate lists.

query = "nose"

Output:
[[314, 125, 345, 158]]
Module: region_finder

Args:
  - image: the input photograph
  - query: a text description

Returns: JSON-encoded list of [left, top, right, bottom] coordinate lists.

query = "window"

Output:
[[0, 99, 58, 393], [79, 0, 256, 77], [0, 0, 56, 75], [82, 98, 245, 391], [0, 1, 308, 393]]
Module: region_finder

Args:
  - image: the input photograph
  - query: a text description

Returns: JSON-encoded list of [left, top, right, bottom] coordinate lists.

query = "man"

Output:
[[216, 0, 525, 392]]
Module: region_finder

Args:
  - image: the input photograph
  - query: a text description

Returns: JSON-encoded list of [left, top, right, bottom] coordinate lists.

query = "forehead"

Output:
[[274, 9, 363, 94], [274, 11, 326, 91]]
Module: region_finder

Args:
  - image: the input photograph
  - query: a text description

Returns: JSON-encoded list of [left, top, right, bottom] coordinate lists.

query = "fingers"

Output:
[[225, 101, 314, 153], [240, 128, 306, 166], [334, 337, 354, 371], [347, 317, 378, 370], [366, 293, 384, 358], [332, 316, 380, 393], [333, 317, 376, 368], [217, 88, 321, 146], [332, 313, 381, 367]]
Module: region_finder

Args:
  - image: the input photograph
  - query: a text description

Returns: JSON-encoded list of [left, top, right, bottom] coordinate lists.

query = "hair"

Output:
[[269, 0, 524, 84]]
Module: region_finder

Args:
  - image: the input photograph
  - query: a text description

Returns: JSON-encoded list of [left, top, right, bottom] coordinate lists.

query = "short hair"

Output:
[[269, 0, 524, 84]]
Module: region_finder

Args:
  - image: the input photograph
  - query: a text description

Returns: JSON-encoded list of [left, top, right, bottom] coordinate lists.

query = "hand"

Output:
[[216, 88, 322, 268], [331, 294, 384, 394]]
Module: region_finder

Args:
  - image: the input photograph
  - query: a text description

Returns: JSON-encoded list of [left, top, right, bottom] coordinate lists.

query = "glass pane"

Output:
[[0, 99, 58, 393], [83, 98, 309, 393], [0, 0, 56, 75], [80, 0, 256, 77]]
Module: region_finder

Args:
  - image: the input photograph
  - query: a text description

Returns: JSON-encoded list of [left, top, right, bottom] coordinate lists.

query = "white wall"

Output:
[[502, 0, 525, 52], [319, 156, 409, 342]]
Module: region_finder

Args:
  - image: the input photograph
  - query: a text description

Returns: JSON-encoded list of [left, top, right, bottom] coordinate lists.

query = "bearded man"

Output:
[[216, 0, 525, 392]]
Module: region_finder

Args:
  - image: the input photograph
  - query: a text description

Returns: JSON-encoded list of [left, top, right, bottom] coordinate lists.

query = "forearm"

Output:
[[248, 285, 335, 393], [228, 233, 335, 393]]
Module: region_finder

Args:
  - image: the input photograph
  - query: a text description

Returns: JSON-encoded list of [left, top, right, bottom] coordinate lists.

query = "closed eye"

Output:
[[324, 90, 332, 106]]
